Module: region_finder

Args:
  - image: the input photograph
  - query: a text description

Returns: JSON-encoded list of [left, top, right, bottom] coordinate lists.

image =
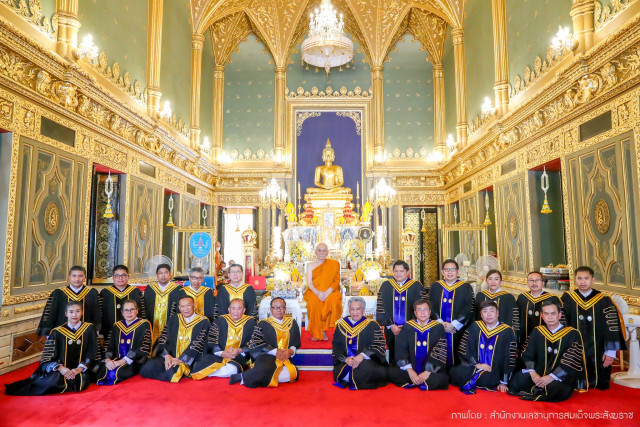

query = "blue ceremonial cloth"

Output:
[[393, 289, 408, 326], [98, 319, 141, 386], [440, 288, 455, 365], [460, 325, 500, 394], [334, 316, 367, 390], [403, 325, 433, 391]]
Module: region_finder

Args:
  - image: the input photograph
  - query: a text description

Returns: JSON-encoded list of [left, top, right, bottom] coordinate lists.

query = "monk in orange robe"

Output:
[[304, 243, 342, 341]]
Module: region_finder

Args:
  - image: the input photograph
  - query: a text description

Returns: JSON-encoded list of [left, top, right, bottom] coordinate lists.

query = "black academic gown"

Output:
[[242, 317, 301, 388], [37, 286, 101, 336], [96, 318, 152, 385], [99, 285, 146, 339], [5, 323, 98, 395], [191, 314, 256, 379], [428, 280, 474, 365], [140, 314, 210, 383], [475, 290, 519, 332], [561, 289, 626, 390], [516, 291, 563, 352], [143, 282, 183, 343], [509, 325, 587, 402], [178, 286, 216, 322], [450, 321, 518, 394], [389, 320, 449, 390], [376, 279, 426, 363], [215, 284, 257, 319], [332, 317, 389, 390]]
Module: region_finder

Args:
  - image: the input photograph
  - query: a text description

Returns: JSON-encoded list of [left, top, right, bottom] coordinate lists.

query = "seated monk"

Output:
[[304, 243, 342, 341], [140, 296, 210, 383], [96, 300, 152, 385], [230, 298, 301, 388], [6, 301, 98, 395], [388, 299, 449, 391], [191, 299, 256, 379], [509, 300, 587, 402], [333, 297, 388, 390]]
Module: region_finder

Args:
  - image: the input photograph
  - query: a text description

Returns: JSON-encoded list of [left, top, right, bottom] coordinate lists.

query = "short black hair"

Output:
[[479, 300, 498, 311], [442, 259, 459, 270], [121, 299, 138, 310], [65, 301, 83, 311], [486, 269, 502, 280], [413, 298, 431, 311], [113, 265, 129, 274], [229, 263, 244, 272], [574, 266, 594, 277], [392, 260, 410, 271], [156, 263, 171, 274], [179, 295, 195, 304], [68, 265, 86, 275], [527, 271, 543, 279], [270, 297, 286, 308], [541, 299, 562, 313]]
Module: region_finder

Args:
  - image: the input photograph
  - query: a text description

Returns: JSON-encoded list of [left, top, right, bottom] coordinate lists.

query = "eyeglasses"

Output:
[[528, 279, 544, 283], [113, 274, 129, 278], [189, 276, 204, 281], [443, 268, 458, 272], [122, 308, 137, 313], [415, 308, 430, 312]]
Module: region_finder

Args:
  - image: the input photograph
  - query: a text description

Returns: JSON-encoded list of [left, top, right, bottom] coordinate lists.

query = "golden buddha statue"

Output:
[[307, 139, 351, 194]]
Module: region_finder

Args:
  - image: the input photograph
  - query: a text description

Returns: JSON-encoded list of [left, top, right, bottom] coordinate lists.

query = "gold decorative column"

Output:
[[371, 65, 385, 160], [189, 33, 205, 151], [571, 0, 595, 53], [56, 0, 80, 58], [491, 0, 509, 116], [212, 65, 225, 163], [433, 62, 446, 155], [451, 28, 468, 148], [274, 66, 287, 164], [146, 0, 164, 117]]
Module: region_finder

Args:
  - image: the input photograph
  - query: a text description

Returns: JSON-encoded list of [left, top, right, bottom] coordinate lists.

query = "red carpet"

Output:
[[300, 327, 333, 349], [1, 363, 638, 426]]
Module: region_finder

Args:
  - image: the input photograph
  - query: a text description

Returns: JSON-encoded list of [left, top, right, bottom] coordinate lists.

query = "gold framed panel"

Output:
[[172, 227, 216, 276]]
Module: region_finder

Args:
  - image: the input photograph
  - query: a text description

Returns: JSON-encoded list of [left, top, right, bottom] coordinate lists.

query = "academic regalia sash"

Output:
[[267, 317, 297, 387], [334, 316, 368, 390], [460, 322, 510, 394]]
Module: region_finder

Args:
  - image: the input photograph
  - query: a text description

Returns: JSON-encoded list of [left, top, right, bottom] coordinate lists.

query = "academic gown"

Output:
[[143, 281, 183, 343], [191, 314, 256, 379], [475, 290, 520, 332], [561, 289, 626, 390], [99, 285, 146, 339], [332, 317, 389, 390], [140, 314, 210, 382], [5, 323, 98, 395], [376, 279, 426, 363], [37, 286, 101, 336], [215, 284, 257, 319], [242, 317, 301, 388], [96, 318, 152, 385], [516, 291, 563, 352], [509, 325, 587, 402], [178, 286, 216, 322], [388, 320, 449, 390], [428, 280, 474, 365], [450, 321, 518, 394]]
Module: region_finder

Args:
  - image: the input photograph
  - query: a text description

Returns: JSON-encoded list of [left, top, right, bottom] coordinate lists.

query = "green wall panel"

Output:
[[79, 0, 147, 92], [200, 30, 215, 147], [384, 34, 434, 158], [286, 40, 370, 92], [443, 28, 456, 141], [160, 0, 192, 127], [528, 170, 566, 268], [464, 0, 495, 125], [40, 0, 55, 20], [223, 34, 274, 158], [506, 0, 573, 92]]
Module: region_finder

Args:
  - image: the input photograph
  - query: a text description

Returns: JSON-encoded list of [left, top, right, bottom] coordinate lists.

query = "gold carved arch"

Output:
[[209, 11, 253, 66], [407, 8, 447, 64]]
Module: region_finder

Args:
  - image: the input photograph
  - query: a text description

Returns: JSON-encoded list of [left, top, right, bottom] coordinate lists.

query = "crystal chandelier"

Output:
[[301, 0, 353, 76]]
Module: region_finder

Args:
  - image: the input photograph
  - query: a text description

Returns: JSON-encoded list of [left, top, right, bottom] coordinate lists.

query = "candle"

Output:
[[357, 182, 360, 199], [298, 181, 301, 199]]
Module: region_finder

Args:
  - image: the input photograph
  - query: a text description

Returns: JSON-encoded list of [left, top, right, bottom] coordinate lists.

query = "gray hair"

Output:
[[189, 266, 204, 275], [347, 296, 366, 310]]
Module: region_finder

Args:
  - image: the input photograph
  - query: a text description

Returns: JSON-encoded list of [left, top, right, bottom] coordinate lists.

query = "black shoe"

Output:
[[229, 374, 242, 385]]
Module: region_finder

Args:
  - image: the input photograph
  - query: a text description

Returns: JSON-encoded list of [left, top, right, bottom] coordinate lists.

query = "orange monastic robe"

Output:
[[304, 259, 342, 340]]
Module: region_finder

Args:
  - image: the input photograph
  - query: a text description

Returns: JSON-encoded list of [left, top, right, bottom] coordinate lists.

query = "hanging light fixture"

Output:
[[540, 166, 552, 214], [103, 171, 115, 219], [453, 204, 458, 224], [301, 0, 353, 76], [166, 194, 175, 227], [483, 192, 492, 226], [235, 208, 241, 232], [420, 209, 427, 233], [201, 204, 208, 227]]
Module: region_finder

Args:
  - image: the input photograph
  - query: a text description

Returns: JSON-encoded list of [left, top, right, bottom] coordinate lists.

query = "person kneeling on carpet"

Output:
[[5, 301, 98, 395], [388, 299, 449, 390], [140, 296, 209, 383], [191, 298, 256, 380], [450, 300, 517, 394], [96, 300, 152, 385], [229, 297, 300, 387], [333, 297, 389, 390], [508, 299, 587, 401]]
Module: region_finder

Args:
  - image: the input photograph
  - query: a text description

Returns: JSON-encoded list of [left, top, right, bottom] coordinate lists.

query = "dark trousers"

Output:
[[508, 370, 574, 402]]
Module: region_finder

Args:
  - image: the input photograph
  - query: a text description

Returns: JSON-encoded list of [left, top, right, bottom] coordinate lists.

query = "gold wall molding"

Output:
[[89, 53, 146, 104], [214, 192, 261, 205], [0, 0, 57, 41], [287, 85, 371, 99], [335, 111, 362, 135], [595, 0, 636, 30], [295, 111, 320, 136]]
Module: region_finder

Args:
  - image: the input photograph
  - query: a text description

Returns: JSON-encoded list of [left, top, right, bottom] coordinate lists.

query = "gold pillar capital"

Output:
[[571, 0, 595, 53], [451, 27, 464, 45], [55, 1, 80, 57], [433, 63, 444, 77], [192, 33, 205, 50]]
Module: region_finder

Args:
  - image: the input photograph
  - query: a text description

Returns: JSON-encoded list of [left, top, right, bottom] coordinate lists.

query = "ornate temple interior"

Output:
[[0, 0, 639, 384]]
